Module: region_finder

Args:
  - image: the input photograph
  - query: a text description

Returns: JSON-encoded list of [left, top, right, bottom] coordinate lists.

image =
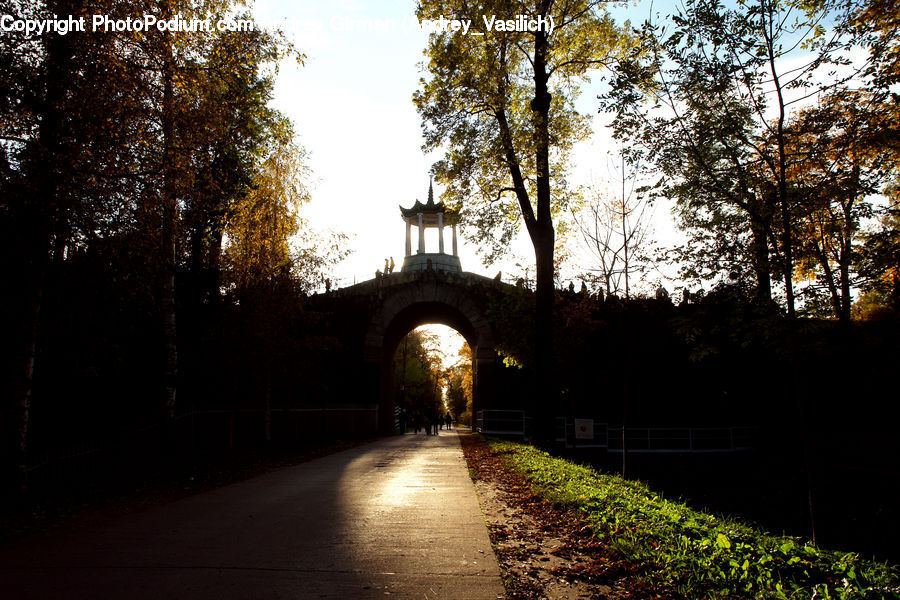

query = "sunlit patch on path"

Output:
[[0, 433, 504, 599]]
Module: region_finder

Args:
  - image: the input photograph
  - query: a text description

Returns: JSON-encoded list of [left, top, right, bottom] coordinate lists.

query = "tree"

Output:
[[602, 0, 885, 543], [223, 118, 308, 296], [415, 0, 624, 439], [394, 329, 444, 420], [602, 0, 865, 315], [573, 163, 654, 298], [1, 0, 312, 485], [2, 0, 89, 491], [445, 343, 474, 425], [846, 0, 900, 91], [857, 176, 900, 314], [788, 89, 895, 322], [572, 160, 654, 478]]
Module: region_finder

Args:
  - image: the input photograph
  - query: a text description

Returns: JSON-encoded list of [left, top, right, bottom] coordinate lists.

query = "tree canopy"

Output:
[[0, 0, 342, 486], [601, 0, 898, 321]]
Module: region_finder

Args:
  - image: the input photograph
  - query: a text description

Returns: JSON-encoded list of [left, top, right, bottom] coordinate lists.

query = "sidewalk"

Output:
[[0, 432, 505, 599]]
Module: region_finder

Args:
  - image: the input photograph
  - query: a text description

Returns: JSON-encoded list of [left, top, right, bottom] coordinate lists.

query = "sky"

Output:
[[248, 0, 684, 365], [252, 0, 679, 293], [247, 0, 860, 364]]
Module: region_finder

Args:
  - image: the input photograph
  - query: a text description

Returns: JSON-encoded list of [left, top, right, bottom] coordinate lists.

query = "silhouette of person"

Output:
[[389, 257, 395, 274], [445, 413, 452, 430]]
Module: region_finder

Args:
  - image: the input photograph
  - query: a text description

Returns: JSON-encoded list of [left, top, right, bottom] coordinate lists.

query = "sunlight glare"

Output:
[[412, 324, 466, 370]]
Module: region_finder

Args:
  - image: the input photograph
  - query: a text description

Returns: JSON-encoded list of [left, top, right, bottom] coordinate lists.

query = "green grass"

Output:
[[487, 438, 899, 599]]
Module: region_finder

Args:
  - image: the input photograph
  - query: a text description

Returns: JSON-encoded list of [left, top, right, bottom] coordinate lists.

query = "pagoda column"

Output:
[[438, 212, 444, 254], [417, 212, 425, 253], [405, 219, 411, 256], [452, 223, 458, 256]]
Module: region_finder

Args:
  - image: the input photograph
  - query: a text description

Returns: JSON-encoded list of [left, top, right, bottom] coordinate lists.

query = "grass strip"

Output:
[[487, 438, 899, 599]]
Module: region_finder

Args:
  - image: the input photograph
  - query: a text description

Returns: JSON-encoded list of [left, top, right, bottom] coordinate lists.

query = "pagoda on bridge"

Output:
[[399, 181, 461, 273]]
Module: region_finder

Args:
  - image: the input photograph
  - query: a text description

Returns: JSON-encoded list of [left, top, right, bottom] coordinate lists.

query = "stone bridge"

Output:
[[323, 269, 512, 434]]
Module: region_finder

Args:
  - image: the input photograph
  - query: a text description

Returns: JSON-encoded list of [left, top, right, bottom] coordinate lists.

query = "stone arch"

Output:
[[363, 278, 497, 434]]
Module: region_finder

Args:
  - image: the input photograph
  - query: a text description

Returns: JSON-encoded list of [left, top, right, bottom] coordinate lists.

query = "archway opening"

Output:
[[377, 300, 484, 435], [393, 325, 472, 432], [360, 278, 502, 435]]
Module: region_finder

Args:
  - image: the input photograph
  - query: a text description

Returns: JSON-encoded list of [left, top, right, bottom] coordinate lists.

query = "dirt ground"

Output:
[[459, 433, 667, 600]]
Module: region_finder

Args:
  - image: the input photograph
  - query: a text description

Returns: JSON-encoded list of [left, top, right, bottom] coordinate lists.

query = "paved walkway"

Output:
[[0, 432, 505, 599]]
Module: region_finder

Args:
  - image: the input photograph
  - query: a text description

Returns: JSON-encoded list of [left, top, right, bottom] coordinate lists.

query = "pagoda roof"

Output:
[[399, 198, 452, 217], [399, 180, 457, 219]]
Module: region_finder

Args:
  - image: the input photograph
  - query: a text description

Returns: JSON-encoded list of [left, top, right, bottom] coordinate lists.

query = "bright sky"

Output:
[[248, 0, 679, 366], [249, 0, 856, 364], [253, 0, 682, 294]]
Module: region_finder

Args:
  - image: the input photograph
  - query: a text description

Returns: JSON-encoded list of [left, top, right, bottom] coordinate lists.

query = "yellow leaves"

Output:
[[223, 116, 309, 289]]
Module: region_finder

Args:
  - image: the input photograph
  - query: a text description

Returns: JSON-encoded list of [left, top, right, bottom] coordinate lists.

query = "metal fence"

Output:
[[606, 426, 754, 453], [474, 413, 753, 453], [475, 410, 526, 436]]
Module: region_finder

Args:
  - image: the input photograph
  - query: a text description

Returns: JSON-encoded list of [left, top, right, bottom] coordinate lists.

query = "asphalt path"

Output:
[[0, 431, 505, 599]]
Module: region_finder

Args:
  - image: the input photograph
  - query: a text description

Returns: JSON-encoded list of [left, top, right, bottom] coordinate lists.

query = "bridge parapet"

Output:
[[331, 269, 507, 297]]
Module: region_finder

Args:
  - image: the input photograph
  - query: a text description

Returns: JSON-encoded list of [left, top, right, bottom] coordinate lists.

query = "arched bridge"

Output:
[[317, 269, 513, 434]]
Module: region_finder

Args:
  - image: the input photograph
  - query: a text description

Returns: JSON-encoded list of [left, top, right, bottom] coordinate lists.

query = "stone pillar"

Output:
[[452, 223, 458, 256], [417, 213, 425, 254], [438, 212, 444, 254], [405, 219, 411, 257]]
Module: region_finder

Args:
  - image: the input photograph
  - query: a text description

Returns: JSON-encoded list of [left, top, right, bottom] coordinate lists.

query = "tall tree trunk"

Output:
[[763, 0, 814, 543], [532, 225, 555, 442], [813, 237, 842, 320], [490, 7, 556, 443], [530, 7, 556, 444], [838, 193, 856, 324], [159, 3, 179, 456], [749, 216, 772, 303], [621, 155, 630, 477], [621, 328, 631, 479], [11, 16, 71, 494], [764, 2, 795, 319], [11, 262, 45, 496], [839, 244, 851, 322]]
